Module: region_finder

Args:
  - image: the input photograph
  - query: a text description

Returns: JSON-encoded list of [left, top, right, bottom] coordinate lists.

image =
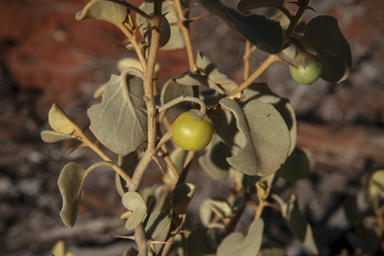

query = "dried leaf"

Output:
[[58, 162, 89, 228], [171, 183, 196, 215], [88, 68, 147, 156], [122, 192, 148, 230], [199, 133, 232, 181], [41, 130, 75, 143], [217, 218, 264, 256], [217, 98, 291, 177], [299, 16, 352, 83], [48, 104, 77, 135], [200, 0, 283, 53], [274, 194, 319, 254]]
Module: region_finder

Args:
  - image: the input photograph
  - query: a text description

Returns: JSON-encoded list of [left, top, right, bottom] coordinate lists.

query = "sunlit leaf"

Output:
[[200, 0, 283, 53], [48, 104, 77, 135], [274, 194, 319, 254], [199, 133, 232, 181], [280, 148, 311, 182], [122, 192, 148, 230], [217, 218, 264, 256], [51, 240, 66, 256], [76, 0, 129, 28], [41, 130, 75, 143], [299, 16, 352, 83], [368, 169, 384, 199], [217, 98, 291, 176], [243, 83, 296, 155], [88, 68, 147, 156], [58, 162, 89, 228], [171, 183, 196, 215]]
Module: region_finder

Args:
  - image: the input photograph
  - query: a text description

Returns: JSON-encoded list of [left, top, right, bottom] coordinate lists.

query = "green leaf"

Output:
[[160, 78, 194, 105], [238, 0, 285, 13], [368, 169, 384, 199], [88, 68, 147, 156], [199, 133, 232, 181], [76, 0, 129, 28], [200, 0, 283, 53], [48, 104, 77, 135], [41, 130, 75, 143], [122, 192, 148, 230], [171, 183, 196, 215], [217, 98, 291, 176], [217, 218, 264, 256], [280, 148, 311, 182], [137, 1, 181, 50], [243, 83, 297, 155], [274, 194, 319, 254], [144, 211, 172, 239], [299, 16, 352, 83], [58, 162, 89, 228]]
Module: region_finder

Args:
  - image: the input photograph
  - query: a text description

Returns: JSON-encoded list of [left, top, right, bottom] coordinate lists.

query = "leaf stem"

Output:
[[227, 54, 280, 99], [158, 95, 207, 114]]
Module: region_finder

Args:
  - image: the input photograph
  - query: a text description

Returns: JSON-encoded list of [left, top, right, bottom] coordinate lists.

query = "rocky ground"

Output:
[[1, 0, 384, 255]]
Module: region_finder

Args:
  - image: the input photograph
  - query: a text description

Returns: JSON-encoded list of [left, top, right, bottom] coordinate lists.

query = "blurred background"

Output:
[[1, 0, 383, 255]]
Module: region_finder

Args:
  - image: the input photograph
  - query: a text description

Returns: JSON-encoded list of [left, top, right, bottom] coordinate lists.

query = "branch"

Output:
[[158, 95, 207, 114]]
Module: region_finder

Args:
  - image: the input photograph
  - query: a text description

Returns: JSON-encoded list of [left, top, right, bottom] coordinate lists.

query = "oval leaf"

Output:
[[88, 68, 147, 156], [171, 183, 196, 215], [243, 83, 297, 155], [41, 130, 75, 143], [200, 0, 283, 53], [58, 162, 89, 228], [76, 0, 129, 27], [218, 98, 291, 176], [274, 194, 319, 254], [299, 16, 352, 83], [368, 169, 384, 199], [160, 78, 194, 105], [144, 211, 172, 239], [280, 148, 311, 182], [217, 218, 264, 256], [48, 104, 77, 135], [122, 192, 148, 230]]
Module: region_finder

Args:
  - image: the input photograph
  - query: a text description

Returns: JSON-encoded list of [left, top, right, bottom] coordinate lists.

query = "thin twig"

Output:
[[158, 95, 207, 114]]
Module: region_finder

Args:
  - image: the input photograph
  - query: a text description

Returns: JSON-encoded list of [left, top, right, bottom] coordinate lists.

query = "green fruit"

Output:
[[172, 111, 213, 151], [290, 58, 322, 85]]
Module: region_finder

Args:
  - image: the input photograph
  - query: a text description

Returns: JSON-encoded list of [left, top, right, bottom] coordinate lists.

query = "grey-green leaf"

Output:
[[76, 0, 129, 27], [41, 130, 75, 143], [299, 16, 352, 83], [275, 194, 319, 254], [199, 133, 232, 181], [238, 0, 285, 13], [280, 148, 311, 182], [58, 162, 89, 228], [217, 218, 264, 256], [200, 0, 283, 53], [144, 211, 172, 239], [171, 183, 196, 215], [122, 192, 148, 230], [243, 83, 296, 155], [160, 78, 194, 105], [88, 68, 147, 156], [218, 98, 291, 177]]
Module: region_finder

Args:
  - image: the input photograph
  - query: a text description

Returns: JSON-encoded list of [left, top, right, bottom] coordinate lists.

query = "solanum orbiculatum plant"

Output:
[[41, 0, 352, 255]]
